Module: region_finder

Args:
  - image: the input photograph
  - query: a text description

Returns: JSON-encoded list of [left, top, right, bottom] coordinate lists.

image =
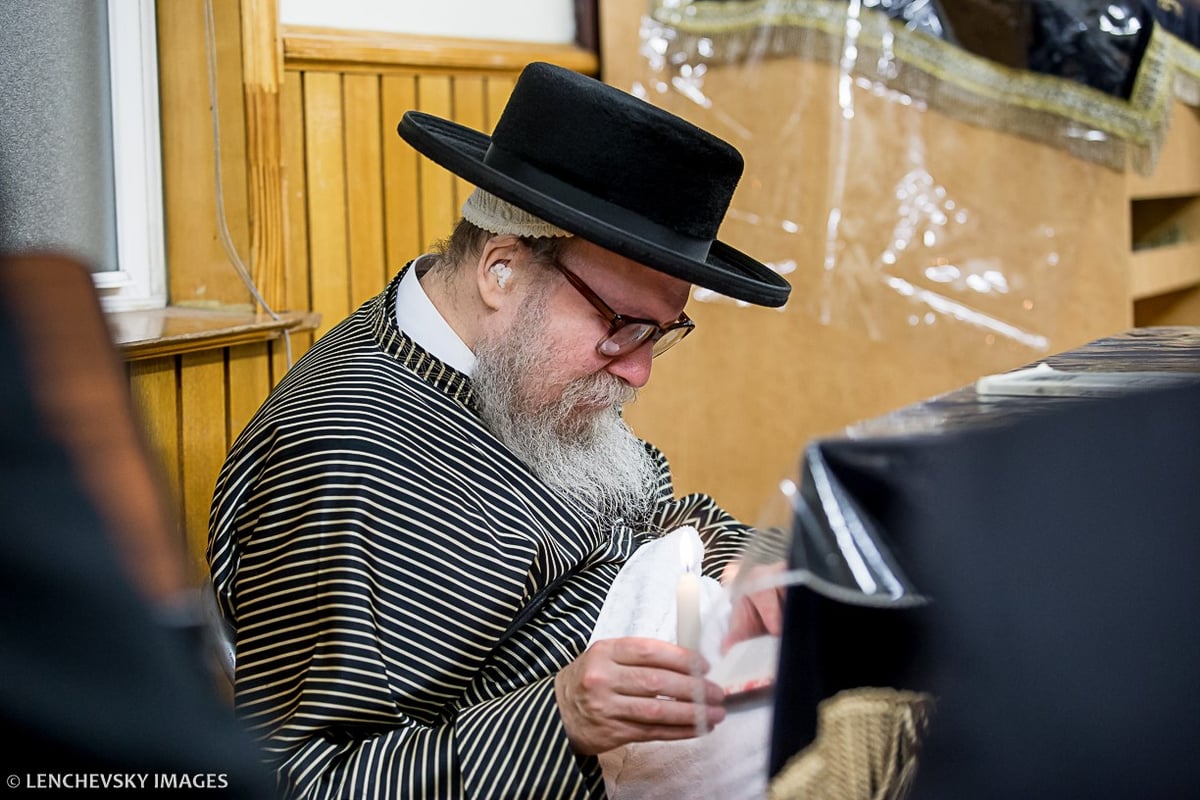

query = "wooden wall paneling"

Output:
[[1128, 101, 1200, 324], [343, 73, 390, 306], [225, 342, 273, 446], [239, 0, 286, 310], [157, 0, 254, 309], [303, 71, 352, 337], [179, 350, 230, 581], [382, 74, 424, 274], [282, 27, 598, 75], [484, 74, 516, 129], [268, 336, 295, 387], [451, 75, 488, 210], [415, 74, 458, 250], [127, 357, 185, 546], [280, 71, 315, 359]]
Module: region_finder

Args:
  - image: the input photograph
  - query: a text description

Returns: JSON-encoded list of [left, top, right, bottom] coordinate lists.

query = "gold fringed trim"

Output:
[[768, 687, 936, 800], [649, 0, 1200, 173]]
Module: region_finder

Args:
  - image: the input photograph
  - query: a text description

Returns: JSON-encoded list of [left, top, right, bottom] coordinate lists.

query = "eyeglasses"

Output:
[[550, 260, 695, 357]]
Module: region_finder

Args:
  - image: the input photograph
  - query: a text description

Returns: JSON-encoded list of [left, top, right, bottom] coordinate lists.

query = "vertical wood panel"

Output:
[[179, 350, 228, 581], [415, 75, 457, 250], [382, 74, 423, 274], [451, 75, 487, 211], [213, 0, 255, 299], [226, 342, 273, 447], [239, 0, 286, 309], [157, 0, 253, 307], [280, 70, 315, 362], [128, 357, 184, 544], [269, 336, 297, 387], [344, 74, 388, 306], [485, 74, 516, 131], [304, 71, 351, 336]]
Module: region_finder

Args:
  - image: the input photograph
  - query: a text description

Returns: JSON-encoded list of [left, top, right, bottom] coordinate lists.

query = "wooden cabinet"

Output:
[[1130, 100, 1200, 326]]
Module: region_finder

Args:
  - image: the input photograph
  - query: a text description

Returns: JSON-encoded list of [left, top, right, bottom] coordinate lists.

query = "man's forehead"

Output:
[[561, 238, 689, 291], [555, 239, 692, 321]]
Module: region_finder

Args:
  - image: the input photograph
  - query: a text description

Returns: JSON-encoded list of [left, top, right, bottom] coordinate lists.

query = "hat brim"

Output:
[[398, 112, 791, 308]]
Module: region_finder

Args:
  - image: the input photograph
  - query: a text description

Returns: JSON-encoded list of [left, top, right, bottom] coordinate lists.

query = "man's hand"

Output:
[[554, 637, 726, 755], [720, 559, 786, 652]]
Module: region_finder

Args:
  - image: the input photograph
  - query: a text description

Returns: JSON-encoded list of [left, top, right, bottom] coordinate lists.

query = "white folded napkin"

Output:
[[588, 527, 775, 800]]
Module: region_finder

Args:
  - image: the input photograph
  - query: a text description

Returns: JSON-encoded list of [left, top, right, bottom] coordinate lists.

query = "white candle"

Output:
[[676, 536, 702, 651]]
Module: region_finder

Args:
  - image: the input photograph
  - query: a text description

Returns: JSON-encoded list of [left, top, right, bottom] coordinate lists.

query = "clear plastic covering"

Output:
[[630, 0, 1200, 351], [646, 1, 1200, 165]]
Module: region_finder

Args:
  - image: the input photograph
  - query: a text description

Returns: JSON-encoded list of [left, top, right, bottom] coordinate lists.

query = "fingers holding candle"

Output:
[[555, 637, 725, 754]]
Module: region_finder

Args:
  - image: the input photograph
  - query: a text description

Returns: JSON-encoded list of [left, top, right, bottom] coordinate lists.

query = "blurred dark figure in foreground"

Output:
[[0, 252, 273, 796]]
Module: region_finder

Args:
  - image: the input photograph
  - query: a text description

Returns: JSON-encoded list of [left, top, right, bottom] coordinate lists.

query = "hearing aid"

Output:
[[490, 261, 513, 289]]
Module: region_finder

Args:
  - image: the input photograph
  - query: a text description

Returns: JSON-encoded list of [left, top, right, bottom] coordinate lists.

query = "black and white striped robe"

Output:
[[209, 263, 753, 799]]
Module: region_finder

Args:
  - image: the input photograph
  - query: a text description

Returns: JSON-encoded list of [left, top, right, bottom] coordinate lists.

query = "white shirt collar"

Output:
[[394, 256, 477, 376]]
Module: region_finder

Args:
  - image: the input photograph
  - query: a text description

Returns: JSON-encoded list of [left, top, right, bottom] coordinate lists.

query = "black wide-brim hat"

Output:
[[397, 61, 791, 307]]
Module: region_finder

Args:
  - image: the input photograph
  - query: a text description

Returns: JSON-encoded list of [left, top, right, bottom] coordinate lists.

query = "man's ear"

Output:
[[476, 235, 522, 311]]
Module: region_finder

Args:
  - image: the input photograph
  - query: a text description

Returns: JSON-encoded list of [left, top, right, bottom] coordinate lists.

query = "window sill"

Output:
[[110, 305, 321, 361]]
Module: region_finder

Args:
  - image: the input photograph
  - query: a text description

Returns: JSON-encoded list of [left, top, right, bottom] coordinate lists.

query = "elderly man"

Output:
[[209, 61, 791, 798]]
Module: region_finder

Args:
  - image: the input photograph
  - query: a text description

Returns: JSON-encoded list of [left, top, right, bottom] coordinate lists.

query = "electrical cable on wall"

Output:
[[202, 0, 293, 369]]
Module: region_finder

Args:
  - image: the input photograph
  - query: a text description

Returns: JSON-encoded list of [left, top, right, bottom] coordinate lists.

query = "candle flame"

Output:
[[678, 533, 696, 572]]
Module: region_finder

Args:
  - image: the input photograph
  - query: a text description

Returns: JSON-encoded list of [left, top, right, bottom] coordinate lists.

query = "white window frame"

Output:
[[94, 0, 167, 312], [279, 0, 576, 43]]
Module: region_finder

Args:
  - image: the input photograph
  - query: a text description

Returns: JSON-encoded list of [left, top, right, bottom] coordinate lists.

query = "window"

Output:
[[279, 0, 579, 44], [0, 0, 165, 311], [96, 0, 167, 311]]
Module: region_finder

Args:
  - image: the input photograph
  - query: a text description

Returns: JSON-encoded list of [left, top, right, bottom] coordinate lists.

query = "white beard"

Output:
[[472, 294, 660, 529]]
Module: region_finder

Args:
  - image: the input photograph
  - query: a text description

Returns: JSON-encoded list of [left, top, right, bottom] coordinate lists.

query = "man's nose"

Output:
[[603, 342, 654, 388]]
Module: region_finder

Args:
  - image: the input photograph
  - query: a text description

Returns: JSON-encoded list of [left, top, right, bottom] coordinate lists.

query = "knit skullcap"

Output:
[[462, 188, 572, 238]]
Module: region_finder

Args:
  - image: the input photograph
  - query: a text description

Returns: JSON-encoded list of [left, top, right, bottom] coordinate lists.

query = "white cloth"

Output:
[[589, 527, 774, 800], [393, 255, 476, 376]]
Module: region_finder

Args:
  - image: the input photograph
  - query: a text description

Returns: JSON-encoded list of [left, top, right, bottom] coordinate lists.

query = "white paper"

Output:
[[976, 362, 1199, 397]]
